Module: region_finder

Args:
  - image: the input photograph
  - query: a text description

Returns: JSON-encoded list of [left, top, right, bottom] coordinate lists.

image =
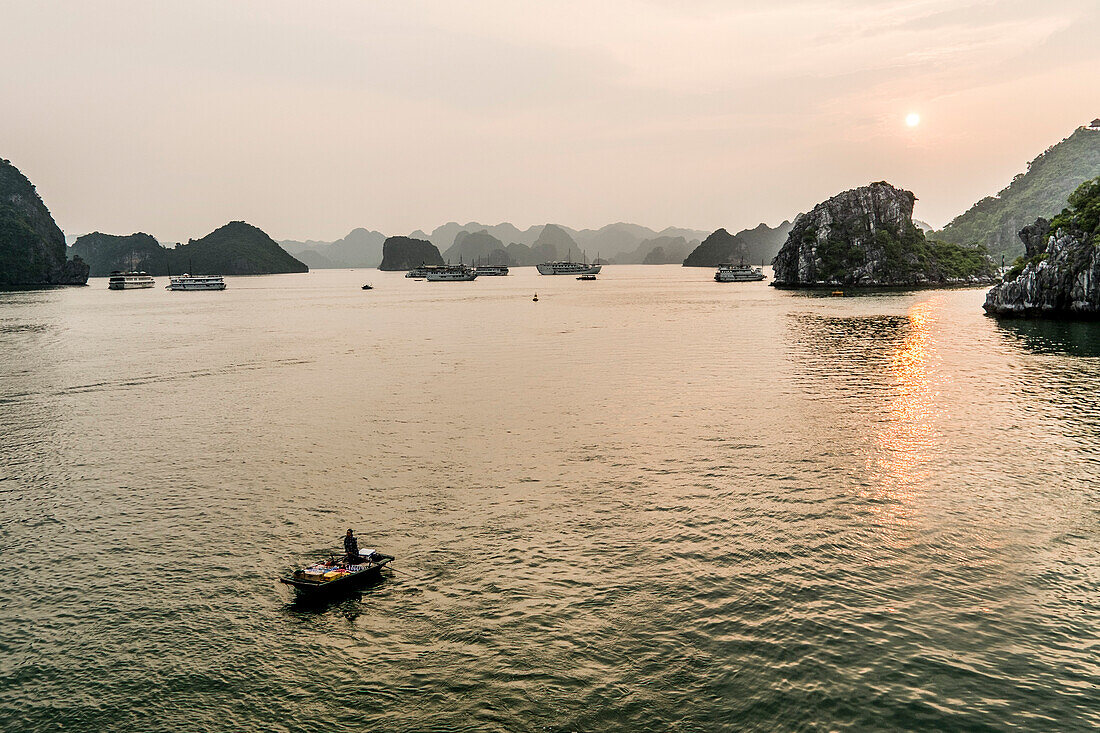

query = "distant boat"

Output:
[[108, 271, 155, 289], [166, 274, 226, 291], [361, 283, 373, 290], [426, 264, 478, 282], [714, 261, 765, 282], [475, 264, 509, 276], [405, 265, 431, 278], [577, 273, 597, 281]]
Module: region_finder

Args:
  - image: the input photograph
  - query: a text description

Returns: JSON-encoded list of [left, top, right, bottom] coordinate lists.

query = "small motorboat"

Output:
[[361, 284, 373, 290], [280, 550, 394, 596], [577, 274, 597, 281]]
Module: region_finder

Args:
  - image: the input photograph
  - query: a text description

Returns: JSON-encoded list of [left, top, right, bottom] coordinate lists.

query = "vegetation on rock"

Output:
[[0, 158, 88, 286], [936, 126, 1100, 257]]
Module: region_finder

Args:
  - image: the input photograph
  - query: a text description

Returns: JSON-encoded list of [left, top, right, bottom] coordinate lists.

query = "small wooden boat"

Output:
[[361, 284, 374, 290], [577, 274, 597, 281], [280, 551, 395, 596]]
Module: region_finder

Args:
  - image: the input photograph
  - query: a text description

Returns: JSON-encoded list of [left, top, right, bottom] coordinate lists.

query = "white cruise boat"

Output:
[[108, 271, 156, 289], [167, 274, 226, 291], [426, 265, 478, 282], [475, 264, 509, 276], [714, 262, 765, 282], [406, 265, 434, 278], [536, 261, 601, 276]]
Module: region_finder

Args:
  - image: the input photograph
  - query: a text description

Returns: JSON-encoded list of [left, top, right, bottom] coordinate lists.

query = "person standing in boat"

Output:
[[343, 528, 360, 562]]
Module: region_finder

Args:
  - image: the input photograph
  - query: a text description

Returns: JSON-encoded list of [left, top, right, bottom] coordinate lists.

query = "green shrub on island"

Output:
[[1003, 176, 1100, 282], [1049, 176, 1100, 242]]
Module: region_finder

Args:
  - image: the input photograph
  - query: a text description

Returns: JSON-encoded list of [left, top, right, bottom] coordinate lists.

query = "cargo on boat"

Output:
[[280, 550, 395, 595]]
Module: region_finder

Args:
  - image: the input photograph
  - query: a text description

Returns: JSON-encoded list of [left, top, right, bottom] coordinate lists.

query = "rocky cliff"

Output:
[[984, 177, 1100, 318], [772, 182, 995, 287], [378, 236, 444, 270], [0, 158, 88, 286]]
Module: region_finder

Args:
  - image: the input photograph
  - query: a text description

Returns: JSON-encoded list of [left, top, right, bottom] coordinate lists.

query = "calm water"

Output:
[[1, 266, 1098, 732]]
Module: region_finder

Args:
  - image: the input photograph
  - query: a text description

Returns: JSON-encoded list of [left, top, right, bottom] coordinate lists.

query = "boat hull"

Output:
[[281, 556, 393, 596], [715, 273, 765, 282], [167, 283, 226, 290], [537, 263, 601, 275]]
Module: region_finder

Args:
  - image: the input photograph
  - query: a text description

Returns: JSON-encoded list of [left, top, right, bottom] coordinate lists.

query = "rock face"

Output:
[[984, 177, 1100, 318], [1018, 219, 1050, 259], [772, 182, 995, 287], [378, 236, 444, 270], [682, 228, 746, 267], [71, 232, 165, 276], [0, 158, 88, 286]]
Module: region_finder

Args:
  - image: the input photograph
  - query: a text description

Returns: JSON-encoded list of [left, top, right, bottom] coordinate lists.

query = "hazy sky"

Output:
[[3, 0, 1098, 243]]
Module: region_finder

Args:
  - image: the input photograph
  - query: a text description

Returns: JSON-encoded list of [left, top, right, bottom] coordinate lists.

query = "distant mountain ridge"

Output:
[[282, 227, 385, 268], [682, 221, 793, 267], [936, 124, 1100, 257], [281, 222, 736, 268], [73, 222, 307, 276]]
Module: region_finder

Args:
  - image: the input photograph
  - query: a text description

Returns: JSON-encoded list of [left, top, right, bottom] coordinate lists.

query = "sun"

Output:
[[906, 113, 921, 128]]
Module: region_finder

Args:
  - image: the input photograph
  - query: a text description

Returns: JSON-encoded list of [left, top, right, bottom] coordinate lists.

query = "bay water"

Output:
[[1, 266, 1097, 731]]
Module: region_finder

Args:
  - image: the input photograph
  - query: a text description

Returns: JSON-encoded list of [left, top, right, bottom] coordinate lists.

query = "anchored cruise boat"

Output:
[[475, 264, 509, 276], [714, 262, 766, 282], [166, 274, 226, 291], [425, 264, 478, 281], [536, 252, 602, 276], [108, 271, 156, 289]]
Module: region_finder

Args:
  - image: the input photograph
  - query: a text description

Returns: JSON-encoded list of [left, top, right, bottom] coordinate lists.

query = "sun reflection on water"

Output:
[[867, 298, 943, 520]]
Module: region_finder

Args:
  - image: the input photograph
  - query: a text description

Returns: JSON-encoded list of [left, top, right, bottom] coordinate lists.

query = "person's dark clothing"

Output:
[[344, 534, 359, 558]]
